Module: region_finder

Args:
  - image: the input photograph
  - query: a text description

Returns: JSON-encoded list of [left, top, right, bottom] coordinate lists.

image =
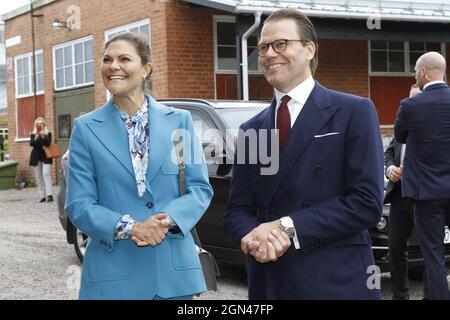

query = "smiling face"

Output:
[[259, 19, 315, 93], [101, 40, 152, 99]]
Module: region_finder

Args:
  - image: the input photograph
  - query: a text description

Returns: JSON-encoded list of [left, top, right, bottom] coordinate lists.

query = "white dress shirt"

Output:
[[273, 76, 316, 250], [274, 76, 316, 129], [424, 80, 445, 90]]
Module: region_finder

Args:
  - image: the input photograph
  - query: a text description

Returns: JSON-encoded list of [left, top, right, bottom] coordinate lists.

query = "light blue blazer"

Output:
[[65, 94, 213, 300]]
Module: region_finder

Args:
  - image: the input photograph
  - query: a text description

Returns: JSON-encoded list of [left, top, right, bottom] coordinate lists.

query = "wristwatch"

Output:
[[278, 216, 295, 238]]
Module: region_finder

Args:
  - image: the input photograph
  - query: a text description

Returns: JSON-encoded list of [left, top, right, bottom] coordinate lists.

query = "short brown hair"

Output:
[[264, 9, 319, 75]]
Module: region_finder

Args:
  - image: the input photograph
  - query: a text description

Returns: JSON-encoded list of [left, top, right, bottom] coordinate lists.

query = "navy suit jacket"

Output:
[[224, 82, 384, 299], [394, 83, 450, 200]]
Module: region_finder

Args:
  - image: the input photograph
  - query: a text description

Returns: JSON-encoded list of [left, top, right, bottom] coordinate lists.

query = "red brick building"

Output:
[[2, 0, 450, 182]]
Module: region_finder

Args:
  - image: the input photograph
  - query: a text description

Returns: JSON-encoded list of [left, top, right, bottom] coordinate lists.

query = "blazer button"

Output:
[[302, 202, 310, 208], [146, 202, 154, 209], [314, 166, 323, 175]]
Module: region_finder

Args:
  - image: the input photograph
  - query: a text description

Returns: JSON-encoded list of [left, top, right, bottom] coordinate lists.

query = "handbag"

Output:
[[173, 132, 220, 291], [44, 142, 62, 159]]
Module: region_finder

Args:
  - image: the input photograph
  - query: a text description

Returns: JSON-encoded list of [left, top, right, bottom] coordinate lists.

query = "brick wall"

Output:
[[5, 0, 166, 183], [315, 39, 369, 98]]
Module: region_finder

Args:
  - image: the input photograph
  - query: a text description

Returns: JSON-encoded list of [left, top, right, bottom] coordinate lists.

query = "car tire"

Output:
[[72, 227, 89, 263]]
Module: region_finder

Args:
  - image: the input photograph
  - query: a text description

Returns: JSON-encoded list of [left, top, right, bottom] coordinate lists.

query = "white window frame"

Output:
[[104, 19, 151, 101], [104, 18, 151, 43], [52, 35, 94, 91], [14, 49, 44, 99], [213, 16, 262, 75], [369, 41, 446, 77]]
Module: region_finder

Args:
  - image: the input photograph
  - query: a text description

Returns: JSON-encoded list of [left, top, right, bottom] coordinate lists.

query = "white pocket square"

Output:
[[314, 132, 340, 138]]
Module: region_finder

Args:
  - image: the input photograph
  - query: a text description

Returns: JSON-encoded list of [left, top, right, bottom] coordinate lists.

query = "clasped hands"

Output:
[[130, 213, 172, 247], [241, 220, 291, 263]]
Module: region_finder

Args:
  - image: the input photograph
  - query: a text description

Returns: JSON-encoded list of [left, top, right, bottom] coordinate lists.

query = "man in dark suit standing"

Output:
[[224, 9, 384, 299], [395, 51, 450, 299], [384, 83, 428, 300]]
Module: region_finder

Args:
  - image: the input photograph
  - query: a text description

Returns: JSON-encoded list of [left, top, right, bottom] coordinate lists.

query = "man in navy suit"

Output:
[[384, 85, 430, 300], [224, 9, 384, 299], [395, 51, 450, 300]]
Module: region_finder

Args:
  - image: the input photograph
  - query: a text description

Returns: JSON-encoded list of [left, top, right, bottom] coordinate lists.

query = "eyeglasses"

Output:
[[256, 39, 310, 57]]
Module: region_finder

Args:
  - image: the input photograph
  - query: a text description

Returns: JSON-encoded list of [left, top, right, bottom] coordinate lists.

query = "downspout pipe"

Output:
[[241, 12, 262, 101]]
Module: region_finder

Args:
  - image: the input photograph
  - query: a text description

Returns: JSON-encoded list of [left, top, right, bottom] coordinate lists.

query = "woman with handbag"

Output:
[[29, 117, 53, 202], [65, 32, 213, 300]]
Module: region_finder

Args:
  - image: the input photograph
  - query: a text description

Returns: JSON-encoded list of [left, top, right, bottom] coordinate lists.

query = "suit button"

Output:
[[314, 166, 322, 175], [303, 202, 310, 208], [146, 202, 154, 209]]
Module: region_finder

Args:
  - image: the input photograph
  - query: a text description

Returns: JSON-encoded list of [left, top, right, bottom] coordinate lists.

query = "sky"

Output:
[[0, 0, 31, 19]]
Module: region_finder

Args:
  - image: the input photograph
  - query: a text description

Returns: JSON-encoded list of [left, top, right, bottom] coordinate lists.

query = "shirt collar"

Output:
[[114, 97, 148, 121], [423, 80, 445, 90], [275, 76, 315, 106]]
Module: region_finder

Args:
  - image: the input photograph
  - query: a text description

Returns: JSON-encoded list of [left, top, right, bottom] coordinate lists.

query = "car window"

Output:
[[189, 110, 218, 145], [216, 107, 264, 136]]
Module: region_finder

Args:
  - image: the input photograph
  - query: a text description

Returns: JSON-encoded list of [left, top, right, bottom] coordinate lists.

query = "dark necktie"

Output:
[[277, 95, 291, 151]]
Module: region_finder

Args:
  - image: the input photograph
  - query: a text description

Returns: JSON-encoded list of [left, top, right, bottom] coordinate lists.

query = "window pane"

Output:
[[37, 53, 44, 73], [64, 46, 72, 66], [18, 76, 24, 95], [371, 41, 386, 50], [55, 48, 63, 69], [23, 58, 29, 76], [139, 25, 149, 41], [64, 66, 73, 86], [217, 22, 236, 46], [409, 42, 424, 51], [17, 58, 23, 76], [84, 61, 93, 83], [75, 43, 83, 64], [426, 42, 441, 52], [409, 52, 422, 72], [218, 47, 237, 70], [389, 41, 403, 50], [371, 51, 387, 72], [23, 75, 29, 94], [248, 36, 257, 47], [248, 48, 259, 71], [56, 69, 64, 88], [84, 40, 93, 61], [388, 51, 405, 72], [37, 72, 44, 91], [75, 64, 84, 84]]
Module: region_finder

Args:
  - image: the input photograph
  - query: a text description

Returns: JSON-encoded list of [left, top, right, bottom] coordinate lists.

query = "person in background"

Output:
[[29, 117, 53, 203], [385, 84, 429, 300], [65, 32, 213, 300], [395, 51, 450, 299]]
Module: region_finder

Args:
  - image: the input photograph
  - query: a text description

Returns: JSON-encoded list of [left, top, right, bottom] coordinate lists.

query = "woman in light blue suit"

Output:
[[65, 32, 213, 300]]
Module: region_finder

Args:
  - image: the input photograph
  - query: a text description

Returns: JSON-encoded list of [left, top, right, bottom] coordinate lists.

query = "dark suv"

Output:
[[58, 99, 450, 278]]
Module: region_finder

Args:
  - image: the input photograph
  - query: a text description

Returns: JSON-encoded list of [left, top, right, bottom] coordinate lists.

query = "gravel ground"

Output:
[[0, 186, 438, 300]]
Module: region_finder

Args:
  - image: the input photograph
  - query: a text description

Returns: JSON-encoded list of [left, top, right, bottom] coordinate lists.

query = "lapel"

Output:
[[145, 95, 178, 184], [86, 99, 135, 178], [265, 82, 339, 205], [85, 95, 178, 188]]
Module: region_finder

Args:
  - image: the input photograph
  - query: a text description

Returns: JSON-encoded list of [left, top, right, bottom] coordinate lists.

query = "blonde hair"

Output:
[[33, 117, 49, 135]]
